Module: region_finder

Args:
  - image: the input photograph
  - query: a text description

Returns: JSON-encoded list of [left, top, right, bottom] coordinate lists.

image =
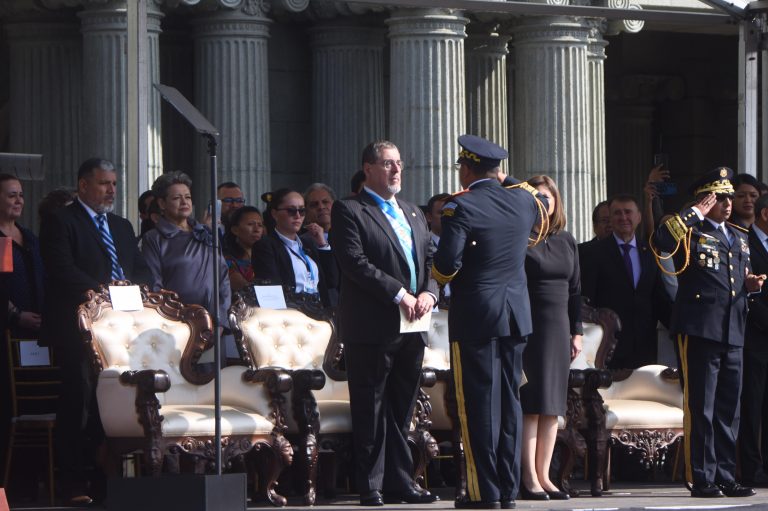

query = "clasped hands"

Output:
[[399, 292, 435, 322]]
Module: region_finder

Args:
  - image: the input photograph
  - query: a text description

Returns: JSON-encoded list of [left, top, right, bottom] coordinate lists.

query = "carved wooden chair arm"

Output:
[[582, 368, 613, 390], [433, 368, 452, 382], [420, 368, 438, 388], [292, 369, 326, 392], [244, 367, 293, 394], [119, 369, 172, 394], [567, 369, 586, 389]]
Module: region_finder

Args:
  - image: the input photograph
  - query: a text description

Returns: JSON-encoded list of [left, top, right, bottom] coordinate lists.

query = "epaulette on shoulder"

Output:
[[505, 182, 538, 196], [726, 221, 748, 233], [450, 189, 470, 198]]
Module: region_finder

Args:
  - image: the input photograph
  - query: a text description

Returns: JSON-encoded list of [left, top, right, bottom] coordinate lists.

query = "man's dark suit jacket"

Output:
[[329, 190, 437, 344], [747, 226, 768, 341], [251, 230, 339, 307], [581, 235, 672, 368], [38, 200, 149, 347]]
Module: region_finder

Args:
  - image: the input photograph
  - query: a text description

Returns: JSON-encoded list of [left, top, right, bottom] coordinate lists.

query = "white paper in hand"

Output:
[[254, 285, 287, 310], [400, 308, 432, 334], [109, 285, 143, 311]]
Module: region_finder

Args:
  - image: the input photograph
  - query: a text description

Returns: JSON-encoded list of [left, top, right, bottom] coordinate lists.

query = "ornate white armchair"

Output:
[[78, 283, 292, 506], [229, 291, 345, 505]]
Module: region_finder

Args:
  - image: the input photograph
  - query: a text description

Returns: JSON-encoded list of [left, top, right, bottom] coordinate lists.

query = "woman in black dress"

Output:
[[519, 175, 582, 500]]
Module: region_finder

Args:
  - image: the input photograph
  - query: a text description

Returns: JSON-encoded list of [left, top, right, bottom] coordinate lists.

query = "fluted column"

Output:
[[192, 8, 271, 210], [80, 0, 163, 218], [587, 23, 608, 203], [466, 30, 510, 172], [388, 9, 468, 202], [309, 22, 385, 195], [5, 18, 82, 227], [512, 16, 592, 242], [606, 104, 654, 198]]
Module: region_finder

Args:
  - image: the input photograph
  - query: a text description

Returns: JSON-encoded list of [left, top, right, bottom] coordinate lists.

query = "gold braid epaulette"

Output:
[[648, 214, 692, 276], [726, 221, 748, 233], [505, 182, 549, 247]]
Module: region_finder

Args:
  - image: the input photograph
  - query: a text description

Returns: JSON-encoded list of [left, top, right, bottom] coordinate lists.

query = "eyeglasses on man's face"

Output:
[[221, 197, 245, 204], [276, 207, 306, 217], [377, 159, 404, 170], [716, 194, 734, 202]]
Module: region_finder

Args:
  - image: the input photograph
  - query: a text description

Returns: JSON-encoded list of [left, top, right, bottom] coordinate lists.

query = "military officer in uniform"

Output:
[[652, 166, 765, 498], [433, 135, 548, 509]]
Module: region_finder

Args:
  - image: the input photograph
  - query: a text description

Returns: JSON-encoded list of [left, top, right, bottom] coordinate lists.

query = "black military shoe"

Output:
[[383, 487, 439, 504], [690, 483, 724, 498], [718, 482, 756, 497], [500, 499, 516, 509], [455, 497, 501, 509], [359, 490, 384, 506]]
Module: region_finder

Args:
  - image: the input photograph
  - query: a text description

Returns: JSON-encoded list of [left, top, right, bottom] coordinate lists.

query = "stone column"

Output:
[[466, 29, 510, 172], [606, 103, 654, 198], [511, 16, 592, 242], [309, 22, 386, 196], [5, 18, 82, 227], [192, 7, 271, 210], [80, 0, 163, 219], [160, 23, 195, 175], [587, 23, 608, 204], [387, 8, 468, 203]]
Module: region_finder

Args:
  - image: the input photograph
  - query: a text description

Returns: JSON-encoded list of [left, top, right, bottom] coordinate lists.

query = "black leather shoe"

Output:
[[455, 497, 501, 509], [545, 489, 570, 500], [718, 482, 756, 497], [383, 488, 439, 504], [360, 490, 384, 506], [500, 499, 516, 509], [519, 486, 549, 500], [690, 483, 724, 498]]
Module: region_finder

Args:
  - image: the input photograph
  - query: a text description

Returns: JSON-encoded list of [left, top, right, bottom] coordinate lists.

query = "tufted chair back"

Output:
[[570, 321, 604, 370], [422, 311, 452, 431]]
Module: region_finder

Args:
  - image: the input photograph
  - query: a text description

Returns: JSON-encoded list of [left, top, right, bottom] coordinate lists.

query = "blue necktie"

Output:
[[96, 214, 125, 281], [380, 200, 417, 294]]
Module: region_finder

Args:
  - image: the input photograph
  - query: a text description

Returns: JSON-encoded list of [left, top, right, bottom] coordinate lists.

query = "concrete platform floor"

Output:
[[9, 482, 768, 511]]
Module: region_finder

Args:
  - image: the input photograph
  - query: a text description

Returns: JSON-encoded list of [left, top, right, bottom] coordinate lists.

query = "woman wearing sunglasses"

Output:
[[252, 188, 337, 306]]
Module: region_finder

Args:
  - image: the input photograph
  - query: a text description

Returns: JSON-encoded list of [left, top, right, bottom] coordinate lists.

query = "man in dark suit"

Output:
[[739, 193, 768, 486], [39, 158, 149, 505], [653, 167, 763, 498], [330, 141, 438, 506], [578, 201, 611, 263], [581, 194, 672, 369], [433, 135, 547, 509]]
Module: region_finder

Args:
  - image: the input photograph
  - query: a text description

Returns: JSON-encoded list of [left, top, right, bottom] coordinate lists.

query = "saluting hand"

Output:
[[746, 272, 766, 293], [694, 192, 718, 217]]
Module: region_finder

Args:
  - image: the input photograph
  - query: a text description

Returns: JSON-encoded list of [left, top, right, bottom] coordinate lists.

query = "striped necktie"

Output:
[[380, 200, 417, 293], [95, 214, 125, 281]]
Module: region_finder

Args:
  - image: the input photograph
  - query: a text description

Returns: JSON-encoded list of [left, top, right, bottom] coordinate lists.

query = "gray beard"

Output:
[[387, 184, 401, 195], [93, 203, 115, 215]]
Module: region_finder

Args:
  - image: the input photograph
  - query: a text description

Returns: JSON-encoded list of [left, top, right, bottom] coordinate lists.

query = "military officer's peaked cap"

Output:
[[457, 134, 508, 168], [688, 166, 735, 196]]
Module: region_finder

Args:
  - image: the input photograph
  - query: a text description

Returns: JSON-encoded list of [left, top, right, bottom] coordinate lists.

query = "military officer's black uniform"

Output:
[[652, 167, 755, 498], [433, 135, 547, 509]]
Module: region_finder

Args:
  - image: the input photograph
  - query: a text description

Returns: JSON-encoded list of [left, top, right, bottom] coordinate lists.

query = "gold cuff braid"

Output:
[[664, 215, 688, 243], [432, 266, 458, 286]]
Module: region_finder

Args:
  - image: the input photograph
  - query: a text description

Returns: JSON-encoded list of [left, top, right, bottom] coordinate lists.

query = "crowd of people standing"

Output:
[[0, 136, 767, 508]]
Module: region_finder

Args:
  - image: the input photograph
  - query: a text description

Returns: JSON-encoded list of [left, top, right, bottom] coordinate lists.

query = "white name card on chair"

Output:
[[254, 285, 287, 309], [19, 340, 50, 366], [109, 285, 143, 311]]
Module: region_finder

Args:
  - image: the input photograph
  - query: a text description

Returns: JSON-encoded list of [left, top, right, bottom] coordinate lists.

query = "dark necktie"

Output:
[[96, 214, 125, 281], [621, 243, 634, 288]]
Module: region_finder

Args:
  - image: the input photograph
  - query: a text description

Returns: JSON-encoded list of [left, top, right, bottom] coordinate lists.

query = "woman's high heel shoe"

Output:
[[519, 486, 549, 501], [545, 489, 570, 500]]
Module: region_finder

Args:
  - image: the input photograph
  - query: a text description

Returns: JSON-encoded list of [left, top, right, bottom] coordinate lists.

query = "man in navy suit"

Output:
[[39, 158, 149, 505], [581, 194, 672, 369], [739, 193, 768, 486], [433, 135, 547, 509], [330, 141, 438, 506]]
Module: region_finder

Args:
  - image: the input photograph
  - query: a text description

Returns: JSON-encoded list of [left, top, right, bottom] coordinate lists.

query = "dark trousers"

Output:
[[345, 333, 424, 493], [739, 334, 768, 481], [54, 342, 103, 490], [678, 335, 742, 485], [451, 336, 526, 503]]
